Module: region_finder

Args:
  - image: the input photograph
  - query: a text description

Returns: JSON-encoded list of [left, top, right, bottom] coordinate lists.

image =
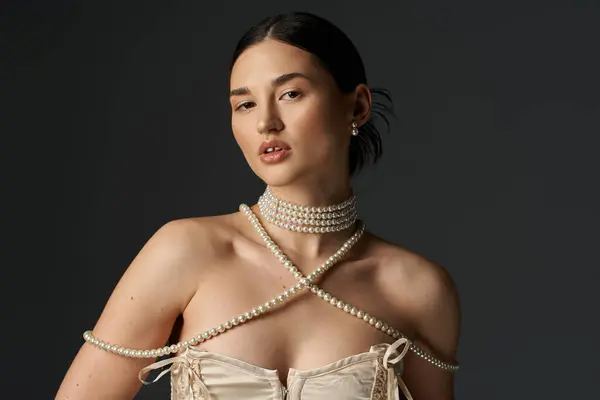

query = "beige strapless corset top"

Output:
[[140, 337, 413, 400]]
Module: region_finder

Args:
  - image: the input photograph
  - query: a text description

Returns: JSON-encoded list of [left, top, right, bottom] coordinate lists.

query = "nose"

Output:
[[256, 104, 284, 135]]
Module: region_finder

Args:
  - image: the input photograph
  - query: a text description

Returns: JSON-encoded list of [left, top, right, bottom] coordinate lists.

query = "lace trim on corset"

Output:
[[370, 357, 388, 400], [369, 337, 413, 400], [170, 357, 205, 400]]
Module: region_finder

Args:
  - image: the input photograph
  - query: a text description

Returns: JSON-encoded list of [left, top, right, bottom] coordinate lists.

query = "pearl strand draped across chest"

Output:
[[83, 204, 459, 399]]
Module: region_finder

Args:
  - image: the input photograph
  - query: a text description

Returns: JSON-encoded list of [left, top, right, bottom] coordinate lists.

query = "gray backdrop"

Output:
[[2, 0, 599, 399]]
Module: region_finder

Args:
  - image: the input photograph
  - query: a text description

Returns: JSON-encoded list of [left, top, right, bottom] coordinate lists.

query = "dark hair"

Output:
[[230, 11, 394, 176]]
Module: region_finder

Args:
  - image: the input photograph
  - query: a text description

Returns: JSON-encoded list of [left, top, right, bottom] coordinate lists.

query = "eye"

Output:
[[281, 90, 302, 100], [235, 101, 256, 111]]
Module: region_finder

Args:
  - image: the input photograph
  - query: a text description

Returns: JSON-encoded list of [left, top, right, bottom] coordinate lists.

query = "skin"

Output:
[[55, 39, 461, 400]]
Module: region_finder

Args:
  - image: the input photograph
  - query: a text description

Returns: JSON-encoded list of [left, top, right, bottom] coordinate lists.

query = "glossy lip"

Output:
[[258, 140, 291, 155], [260, 148, 290, 164]]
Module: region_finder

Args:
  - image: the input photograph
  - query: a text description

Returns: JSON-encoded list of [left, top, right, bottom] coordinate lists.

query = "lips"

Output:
[[258, 140, 292, 164], [258, 140, 291, 155]]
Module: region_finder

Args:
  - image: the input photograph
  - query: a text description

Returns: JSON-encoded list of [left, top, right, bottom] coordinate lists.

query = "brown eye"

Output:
[[281, 90, 301, 100], [236, 101, 256, 111]]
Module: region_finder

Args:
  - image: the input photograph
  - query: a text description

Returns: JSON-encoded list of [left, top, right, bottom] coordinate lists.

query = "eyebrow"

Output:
[[229, 72, 309, 97]]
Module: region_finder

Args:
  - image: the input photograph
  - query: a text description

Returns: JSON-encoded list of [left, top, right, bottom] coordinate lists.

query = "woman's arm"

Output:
[[55, 220, 203, 400], [400, 262, 461, 400], [383, 253, 461, 400]]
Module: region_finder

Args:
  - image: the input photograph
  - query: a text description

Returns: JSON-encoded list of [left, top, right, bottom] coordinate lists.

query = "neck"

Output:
[[267, 180, 353, 207], [250, 181, 358, 263]]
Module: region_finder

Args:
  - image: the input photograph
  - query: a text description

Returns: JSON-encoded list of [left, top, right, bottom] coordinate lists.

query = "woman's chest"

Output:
[[176, 256, 411, 375]]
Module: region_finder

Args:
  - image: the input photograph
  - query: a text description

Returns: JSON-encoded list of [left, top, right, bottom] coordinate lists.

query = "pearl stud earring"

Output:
[[351, 121, 359, 136]]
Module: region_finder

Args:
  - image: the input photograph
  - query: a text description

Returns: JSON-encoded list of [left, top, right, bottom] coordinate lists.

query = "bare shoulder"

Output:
[[365, 232, 461, 360], [55, 211, 242, 400], [158, 213, 239, 256], [364, 233, 458, 300]]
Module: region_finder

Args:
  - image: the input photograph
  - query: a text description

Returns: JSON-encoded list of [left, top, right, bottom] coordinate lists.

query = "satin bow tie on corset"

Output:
[[139, 355, 211, 400], [137, 336, 413, 400], [380, 337, 413, 400]]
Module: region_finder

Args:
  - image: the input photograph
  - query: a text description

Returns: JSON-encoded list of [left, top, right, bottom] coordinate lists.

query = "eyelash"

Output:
[[235, 90, 302, 111]]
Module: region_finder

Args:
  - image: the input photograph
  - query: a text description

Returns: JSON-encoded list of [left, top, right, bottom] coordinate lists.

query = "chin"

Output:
[[251, 162, 306, 188], [258, 168, 301, 187]]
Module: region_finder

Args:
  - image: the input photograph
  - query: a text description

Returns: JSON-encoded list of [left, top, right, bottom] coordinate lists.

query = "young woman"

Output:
[[56, 11, 461, 400]]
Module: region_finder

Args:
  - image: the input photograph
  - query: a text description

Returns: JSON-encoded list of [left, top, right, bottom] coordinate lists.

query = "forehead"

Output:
[[230, 39, 323, 87]]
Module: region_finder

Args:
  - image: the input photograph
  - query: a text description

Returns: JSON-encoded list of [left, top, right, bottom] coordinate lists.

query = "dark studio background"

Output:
[[2, 0, 599, 399]]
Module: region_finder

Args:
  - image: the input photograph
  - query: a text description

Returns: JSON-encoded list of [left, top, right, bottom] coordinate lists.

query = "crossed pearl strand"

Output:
[[83, 204, 459, 372], [242, 205, 458, 371]]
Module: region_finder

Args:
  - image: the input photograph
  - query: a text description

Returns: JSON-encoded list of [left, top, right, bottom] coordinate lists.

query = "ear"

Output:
[[351, 84, 372, 127]]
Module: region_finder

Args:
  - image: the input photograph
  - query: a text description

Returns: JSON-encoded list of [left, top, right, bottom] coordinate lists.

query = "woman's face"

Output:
[[229, 39, 355, 187]]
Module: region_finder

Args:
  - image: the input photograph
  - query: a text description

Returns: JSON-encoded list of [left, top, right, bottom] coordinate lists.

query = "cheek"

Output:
[[287, 97, 348, 151]]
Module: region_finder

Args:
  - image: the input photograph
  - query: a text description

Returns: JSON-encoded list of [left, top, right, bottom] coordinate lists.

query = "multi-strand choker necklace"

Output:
[[257, 186, 358, 233]]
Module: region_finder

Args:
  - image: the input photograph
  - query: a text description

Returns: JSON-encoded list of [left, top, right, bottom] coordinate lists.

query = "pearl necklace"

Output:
[[257, 186, 357, 233], [243, 203, 365, 282], [81, 204, 459, 371]]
